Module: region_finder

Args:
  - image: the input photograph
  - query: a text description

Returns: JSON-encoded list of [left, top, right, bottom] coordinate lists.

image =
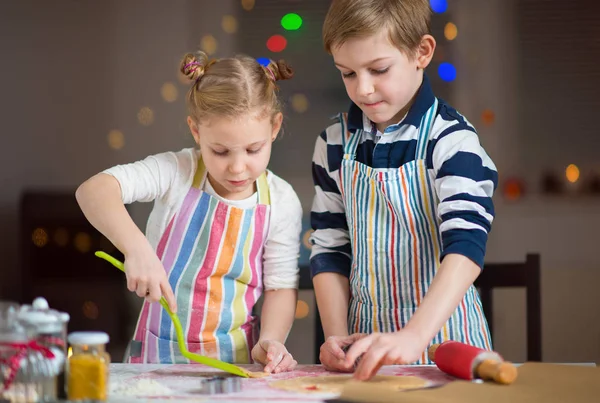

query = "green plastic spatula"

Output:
[[94, 251, 267, 378]]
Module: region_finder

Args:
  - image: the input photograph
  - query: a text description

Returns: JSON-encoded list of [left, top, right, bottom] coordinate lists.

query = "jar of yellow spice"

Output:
[[66, 331, 110, 401]]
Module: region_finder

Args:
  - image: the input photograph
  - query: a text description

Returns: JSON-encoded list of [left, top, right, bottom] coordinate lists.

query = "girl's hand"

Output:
[[345, 329, 427, 380], [251, 340, 297, 373], [124, 245, 177, 313], [319, 333, 366, 372]]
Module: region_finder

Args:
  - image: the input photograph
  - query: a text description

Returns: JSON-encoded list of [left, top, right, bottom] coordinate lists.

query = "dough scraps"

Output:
[[269, 375, 428, 394]]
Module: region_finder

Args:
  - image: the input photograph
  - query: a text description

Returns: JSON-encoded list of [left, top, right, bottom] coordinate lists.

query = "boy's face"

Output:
[[332, 30, 434, 132]]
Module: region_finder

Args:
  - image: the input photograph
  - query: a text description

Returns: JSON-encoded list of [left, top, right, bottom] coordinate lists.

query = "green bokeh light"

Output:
[[281, 13, 302, 31]]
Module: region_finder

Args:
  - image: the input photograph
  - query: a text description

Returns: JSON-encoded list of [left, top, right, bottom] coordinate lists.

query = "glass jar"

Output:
[[0, 301, 41, 403], [66, 332, 110, 401], [18, 297, 70, 400]]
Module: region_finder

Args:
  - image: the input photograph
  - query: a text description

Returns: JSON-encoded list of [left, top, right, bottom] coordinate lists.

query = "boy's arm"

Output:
[[313, 273, 350, 338], [411, 119, 498, 341], [309, 128, 353, 337]]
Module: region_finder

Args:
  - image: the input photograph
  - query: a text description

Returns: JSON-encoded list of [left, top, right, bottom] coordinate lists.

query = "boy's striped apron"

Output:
[[339, 98, 492, 364], [128, 158, 270, 364]]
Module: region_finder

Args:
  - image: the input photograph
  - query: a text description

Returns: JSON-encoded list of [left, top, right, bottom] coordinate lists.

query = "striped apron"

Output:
[[128, 158, 270, 364], [339, 98, 492, 364]]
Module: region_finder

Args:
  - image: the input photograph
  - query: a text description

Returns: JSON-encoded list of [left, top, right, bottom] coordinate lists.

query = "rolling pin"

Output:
[[428, 341, 518, 385]]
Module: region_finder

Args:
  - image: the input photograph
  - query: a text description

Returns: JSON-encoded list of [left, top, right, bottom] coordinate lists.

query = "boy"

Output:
[[310, 0, 498, 380]]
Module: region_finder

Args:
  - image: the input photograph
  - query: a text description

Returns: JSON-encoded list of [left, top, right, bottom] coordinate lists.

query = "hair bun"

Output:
[[180, 52, 209, 82]]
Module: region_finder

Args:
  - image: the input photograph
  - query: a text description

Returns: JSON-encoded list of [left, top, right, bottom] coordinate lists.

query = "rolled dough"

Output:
[[270, 375, 428, 394]]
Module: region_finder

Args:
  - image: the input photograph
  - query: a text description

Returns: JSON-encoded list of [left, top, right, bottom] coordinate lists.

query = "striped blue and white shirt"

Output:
[[310, 75, 498, 278]]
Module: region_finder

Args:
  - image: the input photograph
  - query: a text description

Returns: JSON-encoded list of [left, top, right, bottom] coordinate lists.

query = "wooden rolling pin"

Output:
[[428, 341, 518, 385]]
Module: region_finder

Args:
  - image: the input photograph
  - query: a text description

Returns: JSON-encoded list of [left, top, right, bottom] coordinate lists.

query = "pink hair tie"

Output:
[[183, 61, 201, 74], [265, 66, 276, 82]]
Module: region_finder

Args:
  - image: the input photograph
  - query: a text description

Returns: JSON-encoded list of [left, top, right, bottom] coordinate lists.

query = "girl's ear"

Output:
[[187, 116, 200, 144], [271, 112, 283, 141]]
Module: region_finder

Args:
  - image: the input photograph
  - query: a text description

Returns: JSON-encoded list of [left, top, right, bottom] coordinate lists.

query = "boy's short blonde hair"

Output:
[[323, 0, 431, 56]]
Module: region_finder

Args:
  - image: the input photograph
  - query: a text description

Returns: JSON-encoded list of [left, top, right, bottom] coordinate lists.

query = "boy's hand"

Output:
[[319, 333, 366, 372], [124, 245, 177, 313], [251, 340, 297, 373], [344, 329, 426, 380]]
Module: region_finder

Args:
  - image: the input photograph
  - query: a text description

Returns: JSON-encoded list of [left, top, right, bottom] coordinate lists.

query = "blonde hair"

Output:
[[180, 52, 294, 124], [323, 0, 431, 56]]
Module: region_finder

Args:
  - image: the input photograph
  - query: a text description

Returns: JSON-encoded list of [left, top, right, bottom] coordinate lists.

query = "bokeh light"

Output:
[[295, 300, 310, 319], [503, 178, 524, 201], [444, 22, 458, 40], [32, 228, 48, 248], [137, 107, 154, 126], [481, 109, 495, 126], [241, 0, 255, 11], [222, 15, 238, 34], [256, 57, 270, 67], [82, 301, 99, 320], [53, 228, 69, 247], [281, 13, 303, 31], [302, 228, 314, 249], [161, 82, 178, 103], [566, 164, 580, 183], [291, 94, 309, 114], [201, 35, 218, 55], [438, 62, 456, 82], [267, 35, 287, 53], [107, 130, 125, 150], [430, 0, 448, 13], [74, 232, 92, 253]]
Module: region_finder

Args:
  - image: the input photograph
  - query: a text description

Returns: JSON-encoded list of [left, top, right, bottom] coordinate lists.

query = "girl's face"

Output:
[[187, 111, 282, 200]]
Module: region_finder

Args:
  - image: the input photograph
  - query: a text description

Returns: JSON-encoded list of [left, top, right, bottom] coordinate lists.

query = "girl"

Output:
[[76, 51, 301, 373]]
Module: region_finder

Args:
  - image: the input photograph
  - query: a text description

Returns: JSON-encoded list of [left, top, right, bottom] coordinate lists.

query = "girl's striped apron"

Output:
[[128, 158, 270, 364], [339, 98, 492, 364]]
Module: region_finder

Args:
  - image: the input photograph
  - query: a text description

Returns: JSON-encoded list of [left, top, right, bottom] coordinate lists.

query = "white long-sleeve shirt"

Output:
[[103, 147, 302, 290]]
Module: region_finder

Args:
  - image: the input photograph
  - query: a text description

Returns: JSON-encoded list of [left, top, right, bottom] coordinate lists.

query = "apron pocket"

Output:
[[141, 328, 218, 364]]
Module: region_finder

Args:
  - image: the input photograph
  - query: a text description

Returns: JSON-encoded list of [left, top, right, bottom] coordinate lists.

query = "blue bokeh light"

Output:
[[438, 62, 456, 82], [430, 0, 448, 13], [256, 57, 270, 67]]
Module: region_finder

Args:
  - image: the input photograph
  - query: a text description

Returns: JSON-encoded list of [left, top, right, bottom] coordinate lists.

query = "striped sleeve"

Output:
[[430, 108, 498, 269], [309, 124, 352, 278]]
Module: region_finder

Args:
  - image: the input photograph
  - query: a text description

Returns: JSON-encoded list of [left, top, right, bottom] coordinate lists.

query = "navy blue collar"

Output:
[[346, 73, 436, 132]]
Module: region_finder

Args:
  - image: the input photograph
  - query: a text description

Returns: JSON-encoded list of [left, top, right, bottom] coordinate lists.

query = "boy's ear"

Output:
[[416, 34, 436, 69], [187, 116, 200, 144]]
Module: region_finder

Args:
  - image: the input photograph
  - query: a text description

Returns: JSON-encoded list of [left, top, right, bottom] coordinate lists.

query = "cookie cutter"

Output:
[[200, 376, 242, 394]]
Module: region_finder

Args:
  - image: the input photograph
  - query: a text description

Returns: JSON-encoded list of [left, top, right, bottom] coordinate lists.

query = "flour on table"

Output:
[[270, 375, 428, 394], [110, 378, 174, 397]]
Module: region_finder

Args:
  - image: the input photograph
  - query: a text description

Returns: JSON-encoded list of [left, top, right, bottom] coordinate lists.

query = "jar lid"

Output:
[[18, 297, 70, 333], [68, 331, 109, 345]]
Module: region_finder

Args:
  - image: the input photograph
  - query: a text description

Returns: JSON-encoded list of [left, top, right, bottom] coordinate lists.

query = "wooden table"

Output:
[[108, 363, 455, 403]]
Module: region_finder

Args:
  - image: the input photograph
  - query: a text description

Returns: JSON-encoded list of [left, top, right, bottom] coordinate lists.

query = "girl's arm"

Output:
[[257, 289, 297, 343], [76, 173, 149, 258], [251, 289, 298, 373], [76, 173, 178, 312]]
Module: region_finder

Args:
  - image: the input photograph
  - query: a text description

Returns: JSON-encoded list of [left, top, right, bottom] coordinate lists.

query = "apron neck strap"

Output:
[[415, 97, 438, 160], [340, 113, 362, 161], [192, 157, 270, 205]]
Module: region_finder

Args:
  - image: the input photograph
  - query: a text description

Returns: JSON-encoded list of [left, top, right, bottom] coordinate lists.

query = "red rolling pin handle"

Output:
[[428, 341, 517, 385]]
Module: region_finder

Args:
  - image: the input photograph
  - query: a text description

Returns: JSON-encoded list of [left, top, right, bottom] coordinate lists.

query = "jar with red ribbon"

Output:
[[18, 297, 70, 400], [0, 301, 48, 403]]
